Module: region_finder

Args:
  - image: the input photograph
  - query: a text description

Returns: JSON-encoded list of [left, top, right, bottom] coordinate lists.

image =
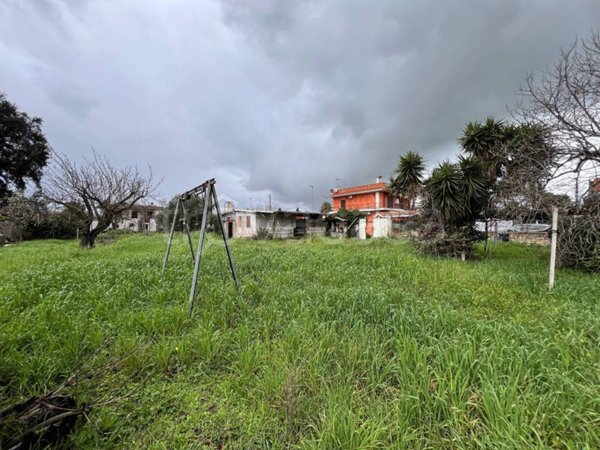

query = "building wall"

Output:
[[358, 218, 366, 240], [509, 232, 550, 246], [223, 212, 254, 238], [307, 226, 325, 236], [116, 207, 162, 232], [333, 191, 410, 211], [366, 214, 374, 236], [373, 216, 391, 238], [231, 212, 256, 238], [94, 217, 159, 232], [257, 214, 295, 238], [224, 212, 314, 239], [118, 218, 159, 232], [333, 192, 376, 211]]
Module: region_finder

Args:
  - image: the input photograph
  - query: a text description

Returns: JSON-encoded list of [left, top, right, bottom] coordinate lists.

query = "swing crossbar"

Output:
[[180, 178, 215, 201]]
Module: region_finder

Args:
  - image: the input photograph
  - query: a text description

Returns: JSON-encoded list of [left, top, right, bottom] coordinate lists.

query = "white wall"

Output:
[[373, 216, 392, 238], [233, 212, 257, 238], [116, 217, 158, 232], [258, 214, 295, 238], [225, 211, 324, 239], [358, 218, 367, 240]]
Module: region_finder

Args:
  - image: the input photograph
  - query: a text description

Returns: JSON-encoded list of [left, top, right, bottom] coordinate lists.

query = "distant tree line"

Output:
[[0, 191, 80, 243]]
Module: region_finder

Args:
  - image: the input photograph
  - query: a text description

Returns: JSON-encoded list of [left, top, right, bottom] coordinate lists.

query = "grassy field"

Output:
[[1, 234, 599, 449]]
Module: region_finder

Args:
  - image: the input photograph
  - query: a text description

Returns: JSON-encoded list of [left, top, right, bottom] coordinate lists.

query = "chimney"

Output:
[[376, 175, 382, 183]]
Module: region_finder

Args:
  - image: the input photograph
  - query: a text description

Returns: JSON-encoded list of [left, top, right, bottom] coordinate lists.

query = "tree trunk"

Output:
[[80, 232, 94, 249], [79, 220, 110, 248]]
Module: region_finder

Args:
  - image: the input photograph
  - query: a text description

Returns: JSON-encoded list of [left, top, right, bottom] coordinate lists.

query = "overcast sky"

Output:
[[1, 1, 599, 210]]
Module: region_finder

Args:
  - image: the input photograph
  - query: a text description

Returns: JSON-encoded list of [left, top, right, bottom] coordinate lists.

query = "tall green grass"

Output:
[[0, 235, 599, 448]]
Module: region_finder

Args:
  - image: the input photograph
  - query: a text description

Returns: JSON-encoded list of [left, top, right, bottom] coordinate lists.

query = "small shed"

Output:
[[222, 204, 325, 239]]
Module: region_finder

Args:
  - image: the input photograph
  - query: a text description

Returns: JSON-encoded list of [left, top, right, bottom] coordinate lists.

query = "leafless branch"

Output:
[[44, 150, 160, 247]]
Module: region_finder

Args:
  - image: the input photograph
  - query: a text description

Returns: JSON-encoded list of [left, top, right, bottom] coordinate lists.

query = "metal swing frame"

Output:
[[162, 178, 239, 314]]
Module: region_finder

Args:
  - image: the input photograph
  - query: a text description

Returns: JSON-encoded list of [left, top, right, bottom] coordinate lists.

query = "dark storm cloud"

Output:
[[1, 0, 599, 209], [221, 0, 600, 199]]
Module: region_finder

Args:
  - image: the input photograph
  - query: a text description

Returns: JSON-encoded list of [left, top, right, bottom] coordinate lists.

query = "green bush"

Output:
[[22, 213, 79, 240]]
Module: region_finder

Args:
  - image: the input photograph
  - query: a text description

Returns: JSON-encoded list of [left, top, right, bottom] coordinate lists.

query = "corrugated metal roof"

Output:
[[225, 209, 321, 215], [510, 223, 551, 233]]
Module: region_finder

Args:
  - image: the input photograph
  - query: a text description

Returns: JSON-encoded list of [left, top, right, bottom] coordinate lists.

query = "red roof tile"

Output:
[[332, 182, 388, 196]]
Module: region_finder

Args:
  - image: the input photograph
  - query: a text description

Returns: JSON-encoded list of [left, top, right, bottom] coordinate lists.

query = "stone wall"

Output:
[[391, 230, 550, 246], [509, 232, 550, 246]]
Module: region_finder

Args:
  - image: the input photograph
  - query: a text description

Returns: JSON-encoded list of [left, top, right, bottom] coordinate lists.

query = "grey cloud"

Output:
[[1, 0, 599, 209], [220, 0, 600, 201]]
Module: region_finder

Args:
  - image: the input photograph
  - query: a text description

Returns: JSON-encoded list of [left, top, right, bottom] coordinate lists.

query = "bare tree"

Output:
[[516, 31, 600, 272], [492, 123, 560, 222], [45, 152, 159, 248], [518, 31, 600, 199]]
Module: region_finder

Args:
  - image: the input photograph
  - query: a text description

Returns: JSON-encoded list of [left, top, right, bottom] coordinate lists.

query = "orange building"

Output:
[[331, 176, 416, 237], [591, 178, 600, 194]]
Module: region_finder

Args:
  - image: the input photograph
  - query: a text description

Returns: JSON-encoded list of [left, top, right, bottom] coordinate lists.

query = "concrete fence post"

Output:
[[549, 206, 558, 289]]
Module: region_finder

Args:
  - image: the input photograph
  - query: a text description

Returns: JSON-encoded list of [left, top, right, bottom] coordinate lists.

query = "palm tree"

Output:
[[425, 161, 463, 225], [391, 151, 425, 209], [425, 157, 488, 230], [458, 155, 489, 222], [423, 157, 489, 260], [459, 117, 510, 252], [459, 117, 506, 179]]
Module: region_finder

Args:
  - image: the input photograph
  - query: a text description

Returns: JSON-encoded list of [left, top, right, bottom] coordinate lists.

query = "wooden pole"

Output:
[[162, 197, 181, 274], [549, 206, 558, 289], [188, 185, 211, 315], [212, 185, 239, 288]]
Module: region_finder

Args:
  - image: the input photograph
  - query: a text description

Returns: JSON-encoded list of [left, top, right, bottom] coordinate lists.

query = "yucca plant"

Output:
[[459, 117, 506, 179], [458, 155, 489, 221], [425, 161, 463, 225], [420, 157, 489, 258], [390, 151, 425, 209]]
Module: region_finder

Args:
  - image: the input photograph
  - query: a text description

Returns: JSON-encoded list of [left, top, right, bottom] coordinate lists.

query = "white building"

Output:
[[90, 204, 164, 233], [222, 202, 325, 239]]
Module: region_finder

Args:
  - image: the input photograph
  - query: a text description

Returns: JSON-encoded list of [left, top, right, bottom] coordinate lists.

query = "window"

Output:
[[237, 216, 242, 228], [246, 216, 251, 227], [341, 199, 346, 209], [131, 210, 138, 219], [148, 211, 153, 216]]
